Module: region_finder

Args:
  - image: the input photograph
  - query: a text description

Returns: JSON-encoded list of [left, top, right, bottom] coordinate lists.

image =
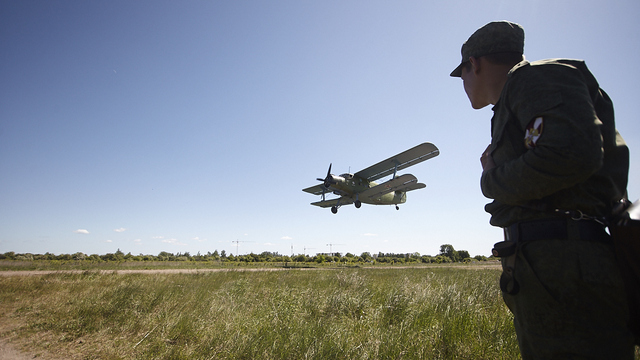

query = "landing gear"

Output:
[[331, 206, 338, 214], [396, 205, 400, 210], [354, 200, 361, 208]]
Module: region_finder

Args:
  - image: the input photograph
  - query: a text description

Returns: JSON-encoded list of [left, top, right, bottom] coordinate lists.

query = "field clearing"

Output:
[[0, 265, 556, 359], [0, 263, 501, 276]]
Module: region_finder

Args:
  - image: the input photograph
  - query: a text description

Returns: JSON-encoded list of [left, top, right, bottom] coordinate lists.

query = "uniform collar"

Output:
[[493, 60, 530, 111], [508, 59, 530, 78]]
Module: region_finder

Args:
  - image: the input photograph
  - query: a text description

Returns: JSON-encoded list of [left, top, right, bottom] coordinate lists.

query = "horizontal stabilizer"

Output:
[[402, 182, 426, 192]]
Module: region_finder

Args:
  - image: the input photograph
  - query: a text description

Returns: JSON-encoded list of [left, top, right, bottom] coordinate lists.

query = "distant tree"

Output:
[[89, 254, 102, 262], [101, 253, 118, 261], [16, 254, 34, 261], [57, 253, 72, 261], [458, 250, 470, 261], [439, 244, 460, 262], [434, 255, 452, 264]]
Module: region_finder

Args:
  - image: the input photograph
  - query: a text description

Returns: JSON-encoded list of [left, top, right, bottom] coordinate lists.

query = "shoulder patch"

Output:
[[524, 117, 544, 149]]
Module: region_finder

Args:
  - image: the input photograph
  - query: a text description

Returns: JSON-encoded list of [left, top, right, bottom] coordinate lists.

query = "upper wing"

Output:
[[354, 142, 439, 181], [360, 174, 423, 199], [310, 197, 354, 208]]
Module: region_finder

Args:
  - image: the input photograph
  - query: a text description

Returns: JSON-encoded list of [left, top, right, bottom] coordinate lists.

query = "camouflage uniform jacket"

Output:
[[481, 59, 629, 227]]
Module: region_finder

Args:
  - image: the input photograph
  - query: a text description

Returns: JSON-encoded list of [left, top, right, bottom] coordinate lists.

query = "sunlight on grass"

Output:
[[0, 268, 521, 359]]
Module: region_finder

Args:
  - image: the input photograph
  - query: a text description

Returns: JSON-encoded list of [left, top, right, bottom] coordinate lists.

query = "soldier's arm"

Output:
[[480, 66, 604, 205]]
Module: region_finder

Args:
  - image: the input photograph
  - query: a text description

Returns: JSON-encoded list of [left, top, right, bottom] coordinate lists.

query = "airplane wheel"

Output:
[[396, 205, 400, 210], [355, 200, 361, 208], [331, 206, 338, 214]]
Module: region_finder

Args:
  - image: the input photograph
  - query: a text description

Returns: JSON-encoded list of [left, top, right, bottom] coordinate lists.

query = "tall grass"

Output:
[[0, 267, 519, 359]]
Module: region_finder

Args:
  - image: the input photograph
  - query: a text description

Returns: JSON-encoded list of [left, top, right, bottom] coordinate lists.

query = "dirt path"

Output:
[[0, 319, 61, 360], [0, 267, 292, 277], [0, 264, 500, 277], [0, 339, 50, 360], [0, 340, 27, 360]]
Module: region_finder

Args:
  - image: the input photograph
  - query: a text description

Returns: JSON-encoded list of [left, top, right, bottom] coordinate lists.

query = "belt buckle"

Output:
[[503, 223, 519, 242]]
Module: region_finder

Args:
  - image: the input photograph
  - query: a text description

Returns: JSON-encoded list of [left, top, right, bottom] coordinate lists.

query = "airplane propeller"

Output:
[[317, 163, 335, 189]]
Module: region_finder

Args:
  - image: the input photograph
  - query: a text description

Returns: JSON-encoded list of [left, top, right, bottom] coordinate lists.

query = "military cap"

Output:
[[450, 21, 525, 77]]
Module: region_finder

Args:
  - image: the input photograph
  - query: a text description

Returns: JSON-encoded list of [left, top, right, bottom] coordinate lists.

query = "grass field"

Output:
[[0, 265, 525, 359]]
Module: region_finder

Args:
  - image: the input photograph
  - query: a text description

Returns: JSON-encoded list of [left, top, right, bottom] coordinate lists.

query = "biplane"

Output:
[[302, 142, 439, 214]]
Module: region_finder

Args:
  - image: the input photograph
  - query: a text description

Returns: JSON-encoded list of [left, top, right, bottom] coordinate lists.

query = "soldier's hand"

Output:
[[481, 144, 496, 171]]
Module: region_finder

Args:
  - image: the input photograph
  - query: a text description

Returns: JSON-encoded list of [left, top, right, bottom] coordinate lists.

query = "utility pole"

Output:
[[326, 243, 344, 257], [231, 240, 254, 255]]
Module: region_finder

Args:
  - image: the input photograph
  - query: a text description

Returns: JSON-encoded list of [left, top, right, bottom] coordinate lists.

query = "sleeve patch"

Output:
[[524, 117, 544, 149]]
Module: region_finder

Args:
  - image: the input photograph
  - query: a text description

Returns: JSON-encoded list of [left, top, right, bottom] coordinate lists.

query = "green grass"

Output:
[[0, 259, 284, 271], [0, 267, 519, 359]]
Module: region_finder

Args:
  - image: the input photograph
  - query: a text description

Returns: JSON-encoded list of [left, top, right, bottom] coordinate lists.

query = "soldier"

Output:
[[451, 21, 635, 359]]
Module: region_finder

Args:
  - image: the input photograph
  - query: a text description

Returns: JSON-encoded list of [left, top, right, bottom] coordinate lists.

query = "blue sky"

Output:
[[1, 0, 639, 258]]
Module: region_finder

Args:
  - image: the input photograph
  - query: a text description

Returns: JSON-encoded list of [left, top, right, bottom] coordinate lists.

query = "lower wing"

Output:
[[310, 197, 354, 208], [360, 174, 424, 199]]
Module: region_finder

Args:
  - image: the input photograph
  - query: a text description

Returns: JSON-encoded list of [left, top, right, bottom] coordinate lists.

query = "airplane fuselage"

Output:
[[328, 173, 407, 205]]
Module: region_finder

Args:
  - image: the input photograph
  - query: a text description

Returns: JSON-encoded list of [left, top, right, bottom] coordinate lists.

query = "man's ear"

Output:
[[469, 56, 481, 74]]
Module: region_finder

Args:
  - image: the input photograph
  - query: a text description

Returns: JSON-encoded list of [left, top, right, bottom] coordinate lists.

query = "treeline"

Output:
[[0, 244, 491, 264]]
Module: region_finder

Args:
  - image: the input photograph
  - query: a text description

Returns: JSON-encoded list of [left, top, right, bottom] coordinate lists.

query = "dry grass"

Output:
[[1, 267, 518, 359]]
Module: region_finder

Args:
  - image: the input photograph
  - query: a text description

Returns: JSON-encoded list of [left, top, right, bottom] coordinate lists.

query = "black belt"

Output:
[[504, 217, 610, 243]]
